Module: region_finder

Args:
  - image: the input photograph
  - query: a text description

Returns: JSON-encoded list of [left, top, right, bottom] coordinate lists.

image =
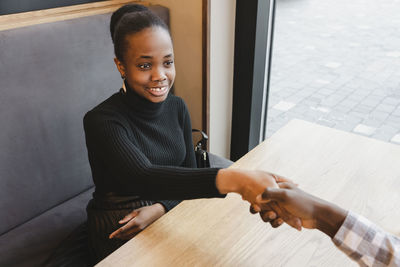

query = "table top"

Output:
[[97, 119, 400, 267]]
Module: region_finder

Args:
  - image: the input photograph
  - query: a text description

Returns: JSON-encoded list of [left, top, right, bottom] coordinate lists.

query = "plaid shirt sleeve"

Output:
[[332, 211, 400, 267]]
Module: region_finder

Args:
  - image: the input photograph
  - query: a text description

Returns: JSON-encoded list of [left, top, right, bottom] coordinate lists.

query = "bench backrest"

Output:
[[0, 5, 169, 235]]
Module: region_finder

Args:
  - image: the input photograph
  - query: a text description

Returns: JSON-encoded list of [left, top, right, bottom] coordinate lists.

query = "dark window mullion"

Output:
[[230, 0, 275, 161]]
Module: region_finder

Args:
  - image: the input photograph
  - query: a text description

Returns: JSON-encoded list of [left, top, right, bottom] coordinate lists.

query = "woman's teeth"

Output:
[[149, 87, 166, 92]]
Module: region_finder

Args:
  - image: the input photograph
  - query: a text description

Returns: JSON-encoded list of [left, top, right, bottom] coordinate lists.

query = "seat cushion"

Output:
[[209, 153, 234, 168], [0, 188, 93, 267], [43, 222, 89, 267]]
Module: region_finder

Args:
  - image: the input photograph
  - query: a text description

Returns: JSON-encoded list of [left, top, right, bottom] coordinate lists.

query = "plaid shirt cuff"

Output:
[[332, 211, 400, 267]]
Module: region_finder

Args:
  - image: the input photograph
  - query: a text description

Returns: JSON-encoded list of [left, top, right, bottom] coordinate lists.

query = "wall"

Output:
[[145, 0, 203, 130], [209, 0, 236, 158]]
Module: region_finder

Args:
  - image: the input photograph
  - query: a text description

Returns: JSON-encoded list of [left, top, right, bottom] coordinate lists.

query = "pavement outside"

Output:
[[266, 0, 400, 144]]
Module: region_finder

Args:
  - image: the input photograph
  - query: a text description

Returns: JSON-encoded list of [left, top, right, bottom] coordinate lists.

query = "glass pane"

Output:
[[266, 0, 400, 144]]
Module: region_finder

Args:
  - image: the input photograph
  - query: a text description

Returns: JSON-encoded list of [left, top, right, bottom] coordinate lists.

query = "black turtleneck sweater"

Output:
[[83, 86, 222, 211]]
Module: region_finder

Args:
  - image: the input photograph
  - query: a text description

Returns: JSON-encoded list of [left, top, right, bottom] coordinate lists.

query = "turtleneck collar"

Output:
[[120, 80, 166, 119]]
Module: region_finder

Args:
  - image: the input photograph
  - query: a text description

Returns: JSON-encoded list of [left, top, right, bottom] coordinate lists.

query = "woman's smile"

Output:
[[146, 85, 169, 97]]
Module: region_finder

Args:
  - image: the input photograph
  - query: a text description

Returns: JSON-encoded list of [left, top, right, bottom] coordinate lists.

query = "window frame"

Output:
[[230, 0, 276, 161]]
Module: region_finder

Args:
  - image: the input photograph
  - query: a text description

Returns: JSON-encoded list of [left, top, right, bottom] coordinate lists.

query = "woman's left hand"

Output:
[[109, 203, 166, 240]]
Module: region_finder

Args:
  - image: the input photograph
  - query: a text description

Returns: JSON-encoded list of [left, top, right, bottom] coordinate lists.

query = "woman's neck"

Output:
[[121, 80, 166, 119]]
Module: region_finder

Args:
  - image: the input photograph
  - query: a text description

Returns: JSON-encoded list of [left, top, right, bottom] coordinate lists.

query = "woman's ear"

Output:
[[114, 57, 126, 79]]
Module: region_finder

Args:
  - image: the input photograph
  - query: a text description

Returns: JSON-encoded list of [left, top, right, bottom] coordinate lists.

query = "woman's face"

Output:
[[115, 27, 175, 103]]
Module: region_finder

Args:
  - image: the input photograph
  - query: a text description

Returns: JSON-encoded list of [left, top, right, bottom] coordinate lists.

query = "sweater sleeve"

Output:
[[156, 101, 217, 211], [83, 110, 222, 200], [156, 200, 181, 212]]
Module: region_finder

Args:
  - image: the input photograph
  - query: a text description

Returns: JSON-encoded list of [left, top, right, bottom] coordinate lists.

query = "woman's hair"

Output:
[[110, 4, 170, 62]]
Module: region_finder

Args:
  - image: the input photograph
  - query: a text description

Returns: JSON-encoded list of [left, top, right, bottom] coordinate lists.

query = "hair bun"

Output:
[[111, 4, 170, 61], [110, 4, 149, 43]]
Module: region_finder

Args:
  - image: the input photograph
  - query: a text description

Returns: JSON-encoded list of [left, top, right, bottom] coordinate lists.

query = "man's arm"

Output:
[[261, 183, 400, 266], [260, 182, 347, 236], [332, 211, 400, 266]]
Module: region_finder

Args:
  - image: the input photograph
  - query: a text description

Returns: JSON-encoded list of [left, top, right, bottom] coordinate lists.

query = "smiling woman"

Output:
[[83, 3, 283, 264], [83, 6, 190, 263], [115, 26, 175, 103]]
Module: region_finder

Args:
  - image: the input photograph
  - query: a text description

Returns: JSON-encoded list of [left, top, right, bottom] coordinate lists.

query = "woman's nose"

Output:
[[151, 67, 167, 82]]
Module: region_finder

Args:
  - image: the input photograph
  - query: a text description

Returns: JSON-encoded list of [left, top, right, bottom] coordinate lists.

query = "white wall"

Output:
[[209, 0, 236, 158]]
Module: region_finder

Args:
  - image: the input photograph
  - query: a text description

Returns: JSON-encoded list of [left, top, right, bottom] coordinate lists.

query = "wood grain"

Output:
[[97, 119, 400, 266], [0, 0, 147, 31]]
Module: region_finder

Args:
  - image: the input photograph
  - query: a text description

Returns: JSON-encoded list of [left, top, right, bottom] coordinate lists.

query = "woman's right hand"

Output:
[[215, 169, 288, 206], [215, 169, 297, 229]]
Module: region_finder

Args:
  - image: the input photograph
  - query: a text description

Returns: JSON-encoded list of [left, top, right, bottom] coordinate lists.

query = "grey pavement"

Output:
[[266, 0, 400, 145]]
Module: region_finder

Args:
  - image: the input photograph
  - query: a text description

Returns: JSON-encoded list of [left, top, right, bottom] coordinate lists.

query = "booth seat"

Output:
[[0, 4, 235, 266], [0, 5, 167, 266], [0, 4, 233, 266]]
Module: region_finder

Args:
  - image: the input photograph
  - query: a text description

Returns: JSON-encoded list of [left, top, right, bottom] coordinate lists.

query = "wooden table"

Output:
[[97, 119, 400, 267]]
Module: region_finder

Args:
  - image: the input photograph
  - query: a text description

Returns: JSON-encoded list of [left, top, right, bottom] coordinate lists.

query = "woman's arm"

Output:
[[84, 110, 280, 203], [84, 110, 220, 199]]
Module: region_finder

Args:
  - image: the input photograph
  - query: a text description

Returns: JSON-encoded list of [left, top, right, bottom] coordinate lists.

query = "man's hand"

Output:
[[250, 202, 286, 228], [241, 172, 295, 228], [261, 182, 347, 238], [109, 203, 166, 240]]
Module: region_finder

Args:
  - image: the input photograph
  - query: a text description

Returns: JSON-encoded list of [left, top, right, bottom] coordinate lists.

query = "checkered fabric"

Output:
[[333, 211, 400, 267]]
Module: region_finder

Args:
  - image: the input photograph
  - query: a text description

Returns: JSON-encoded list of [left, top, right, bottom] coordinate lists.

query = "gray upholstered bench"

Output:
[[0, 11, 117, 267], [0, 4, 232, 266]]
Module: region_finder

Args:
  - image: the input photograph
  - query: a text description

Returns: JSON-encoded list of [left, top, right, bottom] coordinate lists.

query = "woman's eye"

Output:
[[138, 63, 151, 69], [164, 60, 174, 67]]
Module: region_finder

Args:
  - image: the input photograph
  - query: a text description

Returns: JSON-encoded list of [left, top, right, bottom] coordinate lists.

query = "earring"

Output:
[[122, 77, 127, 93]]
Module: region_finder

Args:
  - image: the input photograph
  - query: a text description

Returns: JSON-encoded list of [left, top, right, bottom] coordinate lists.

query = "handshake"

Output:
[[110, 169, 346, 240], [110, 169, 397, 267], [216, 169, 347, 238]]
